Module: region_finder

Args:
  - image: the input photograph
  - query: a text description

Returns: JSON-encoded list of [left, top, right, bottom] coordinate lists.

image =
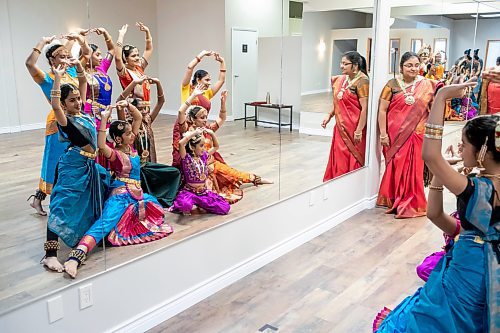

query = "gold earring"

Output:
[[477, 137, 488, 170]]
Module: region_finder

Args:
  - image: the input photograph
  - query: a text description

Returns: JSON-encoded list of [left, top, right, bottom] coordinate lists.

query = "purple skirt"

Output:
[[171, 188, 230, 215]]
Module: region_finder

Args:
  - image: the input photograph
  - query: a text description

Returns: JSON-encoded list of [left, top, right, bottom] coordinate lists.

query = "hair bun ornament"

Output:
[[496, 119, 500, 152]]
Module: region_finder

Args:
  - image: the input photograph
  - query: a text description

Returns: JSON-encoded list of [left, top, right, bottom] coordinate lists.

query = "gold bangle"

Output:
[[185, 100, 191, 106], [33, 47, 42, 54], [116, 41, 123, 48], [425, 123, 444, 130], [98, 129, 107, 133], [220, 110, 227, 113], [380, 134, 388, 139], [429, 185, 444, 191], [220, 69, 227, 72], [157, 94, 164, 99], [146, 38, 152, 42], [424, 133, 443, 140], [105, 38, 111, 42]]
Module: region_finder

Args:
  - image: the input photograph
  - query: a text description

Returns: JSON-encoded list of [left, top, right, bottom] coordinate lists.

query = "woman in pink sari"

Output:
[[377, 52, 437, 218], [322, 51, 370, 181]]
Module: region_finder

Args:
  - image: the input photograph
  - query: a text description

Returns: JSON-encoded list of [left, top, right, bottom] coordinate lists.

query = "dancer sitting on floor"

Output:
[[169, 128, 230, 216], [64, 101, 173, 279]]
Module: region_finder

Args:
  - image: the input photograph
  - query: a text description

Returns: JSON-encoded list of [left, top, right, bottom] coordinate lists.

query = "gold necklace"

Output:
[[397, 75, 419, 105], [337, 72, 362, 100]]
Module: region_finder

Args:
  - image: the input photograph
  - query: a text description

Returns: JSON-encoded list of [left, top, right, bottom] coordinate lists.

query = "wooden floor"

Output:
[[0, 113, 331, 313], [147, 207, 449, 333], [300, 92, 331, 114]]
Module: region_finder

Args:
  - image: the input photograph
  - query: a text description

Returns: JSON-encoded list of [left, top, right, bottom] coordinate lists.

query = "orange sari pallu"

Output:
[[377, 78, 436, 218], [323, 75, 369, 182]]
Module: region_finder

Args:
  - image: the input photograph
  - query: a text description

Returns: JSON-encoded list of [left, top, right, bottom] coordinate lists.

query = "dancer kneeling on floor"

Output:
[[64, 101, 173, 278], [170, 128, 230, 216]]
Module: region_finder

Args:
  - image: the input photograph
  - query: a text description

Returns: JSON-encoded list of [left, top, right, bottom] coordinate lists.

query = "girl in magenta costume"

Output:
[[64, 101, 173, 279], [169, 128, 230, 215]]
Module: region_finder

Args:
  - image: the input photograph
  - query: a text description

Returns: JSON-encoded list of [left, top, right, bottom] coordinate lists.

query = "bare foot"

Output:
[[42, 257, 64, 273], [64, 260, 79, 279], [258, 178, 273, 185], [30, 198, 47, 216]]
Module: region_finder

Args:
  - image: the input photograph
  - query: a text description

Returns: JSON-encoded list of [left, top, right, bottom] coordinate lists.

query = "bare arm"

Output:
[[378, 99, 390, 146], [426, 177, 459, 235], [67, 58, 87, 102], [98, 107, 113, 158], [96, 28, 115, 58], [204, 129, 219, 156], [114, 24, 128, 73], [26, 36, 55, 77], [177, 85, 206, 130], [50, 65, 69, 126], [211, 53, 226, 95], [136, 22, 153, 67], [422, 82, 477, 195], [215, 90, 228, 128], [182, 50, 213, 87], [354, 96, 368, 144], [149, 78, 164, 122], [128, 102, 142, 135]]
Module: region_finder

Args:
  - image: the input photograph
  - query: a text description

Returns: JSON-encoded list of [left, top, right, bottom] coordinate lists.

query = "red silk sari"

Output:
[[323, 76, 368, 182], [377, 78, 435, 218], [480, 79, 500, 115]]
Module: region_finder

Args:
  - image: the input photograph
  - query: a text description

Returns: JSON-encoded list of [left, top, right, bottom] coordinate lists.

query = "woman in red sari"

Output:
[[480, 63, 500, 115], [377, 52, 437, 218], [322, 51, 370, 181]]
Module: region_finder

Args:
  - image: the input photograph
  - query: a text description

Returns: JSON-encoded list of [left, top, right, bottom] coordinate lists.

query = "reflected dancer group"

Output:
[[27, 23, 272, 278]]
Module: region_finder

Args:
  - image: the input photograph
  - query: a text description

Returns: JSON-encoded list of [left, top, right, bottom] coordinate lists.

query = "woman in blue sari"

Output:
[[42, 59, 109, 273], [26, 32, 91, 215], [374, 80, 500, 333]]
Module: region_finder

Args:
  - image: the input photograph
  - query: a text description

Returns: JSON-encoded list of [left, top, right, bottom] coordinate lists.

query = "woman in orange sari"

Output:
[[322, 51, 369, 181], [377, 52, 437, 218], [480, 63, 500, 115]]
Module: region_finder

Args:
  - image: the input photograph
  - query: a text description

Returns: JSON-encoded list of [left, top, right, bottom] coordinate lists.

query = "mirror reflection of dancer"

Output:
[[118, 76, 182, 208], [43, 61, 109, 273], [377, 52, 438, 218], [64, 102, 173, 279], [25, 32, 91, 215], [172, 50, 226, 169], [374, 81, 500, 333], [169, 128, 230, 215], [115, 22, 158, 163], [321, 51, 369, 181], [480, 61, 500, 115], [176, 87, 272, 203], [80, 27, 115, 168]]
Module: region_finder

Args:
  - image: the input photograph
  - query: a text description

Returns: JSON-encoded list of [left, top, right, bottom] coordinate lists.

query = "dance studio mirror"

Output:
[[0, 0, 289, 314], [278, 1, 375, 198]]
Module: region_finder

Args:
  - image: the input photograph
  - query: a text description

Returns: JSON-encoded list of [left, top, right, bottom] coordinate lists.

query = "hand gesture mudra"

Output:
[[118, 24, 128, 36], [220, 90, 228, 103], [101, 105, 113, 119], [42, 35, 56, 44], [136, 22, 149, 33], [52, 64, 66, 78], [193, 83, 207, 97]]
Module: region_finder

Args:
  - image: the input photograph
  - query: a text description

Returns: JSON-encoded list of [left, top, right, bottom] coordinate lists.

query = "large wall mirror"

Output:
[[0, 0, 289, 315], [278, 0, 375, 198]]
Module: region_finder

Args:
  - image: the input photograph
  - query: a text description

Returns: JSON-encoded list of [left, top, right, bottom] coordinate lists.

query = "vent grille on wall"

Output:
[[289, 1, 303, 19]]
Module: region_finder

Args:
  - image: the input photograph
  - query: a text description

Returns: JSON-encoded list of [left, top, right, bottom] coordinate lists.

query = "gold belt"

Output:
[[116, 177, 141, 187], [69, 147, 97, 159], [454, 234, 484, 244], [137, 101, 151, 108]]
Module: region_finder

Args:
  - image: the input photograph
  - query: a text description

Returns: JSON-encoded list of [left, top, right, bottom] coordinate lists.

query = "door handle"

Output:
[[234, 75, 239, 78]]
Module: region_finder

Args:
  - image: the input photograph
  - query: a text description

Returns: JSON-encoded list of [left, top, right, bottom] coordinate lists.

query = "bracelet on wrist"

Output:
[[195, 56, 201, 62], [116, 41, 123, 48], [185, 100, 191, 107], [220, 69, 227, 72], [157, 94, 164, 99], [429, 185, 444, 192], [33, 47, 42, 54]]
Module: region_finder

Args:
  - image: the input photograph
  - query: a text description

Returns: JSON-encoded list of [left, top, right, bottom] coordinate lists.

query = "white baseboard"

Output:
[[301, 88, 330, 96], [0, 122, 45, 134], [299, 127, 333, 137], [111, 195, 371, 333]]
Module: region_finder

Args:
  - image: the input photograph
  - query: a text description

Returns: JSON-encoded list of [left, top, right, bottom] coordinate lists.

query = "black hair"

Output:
[[187, 106, 204, 121], [191, 70, 209, 86], [60, 83, 79, 105], [79, 43, 99, 59], [184, 133, 203, 156], [464, 49, 471, 55], [342, 51, 368, 76], [109, 120, 130, 143], [400, 51, 420, 68], [427, 63, 432, 70], [46, 44, 64, 66], [122, 44, 137, 60], [463, 115, 500, 162], [474, 49, 479, 56], [496, 56, 500, 65]]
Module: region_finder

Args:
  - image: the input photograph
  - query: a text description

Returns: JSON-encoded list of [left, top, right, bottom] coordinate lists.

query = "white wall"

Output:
[[387, 27, 450, 80], [450, 18, 500, 69], [301, 10, 373, 94], [1, 0, 159, 132], [156, 0, 225, 115]]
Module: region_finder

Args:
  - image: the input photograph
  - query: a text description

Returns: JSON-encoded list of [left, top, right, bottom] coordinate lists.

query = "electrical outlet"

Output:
[[47, 296, 64, 323], [309, 190, 316, 206], [79, 284, 93, 310]]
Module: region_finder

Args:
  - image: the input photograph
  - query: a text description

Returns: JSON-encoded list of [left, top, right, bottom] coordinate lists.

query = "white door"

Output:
[[231, 28, 258, 120]]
